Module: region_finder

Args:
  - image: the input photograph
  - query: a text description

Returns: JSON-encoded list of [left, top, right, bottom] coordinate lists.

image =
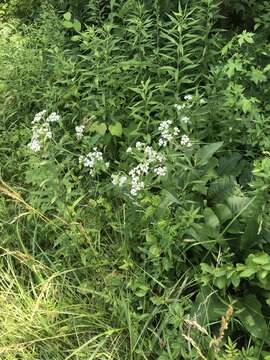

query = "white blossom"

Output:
[[112, 174, 127, 187], [46, 112, 60, 123], [79, 147, 106, 176], [28, 138, 41, 152], [135, 142, 145, 150], [32, 110, 46, 124], [173, 127, 180, 135], [184, 95, 193, 101], [180, 116, 190, 124], [199, 98, 207, 105], [174, 104, 185, 111], [75, 125, 85, 140], [181, 134, 192, 147], [130, 176, 144, 196], [126, 146, 132, 153], [154, 166, 167, 177]]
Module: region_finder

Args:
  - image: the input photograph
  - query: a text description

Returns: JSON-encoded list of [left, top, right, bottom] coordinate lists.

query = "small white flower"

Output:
[[79, 147, 106, 176], [119, 176, 127, 187], [180, 116, 190, 124], [184, 95, 193, 101], [154, 166, 167, 176], [174, 127, 180, 135], [130, 177, 144, 196], [181, 135, 192, 147], [46, 112, 60, 123], [199, 98, 207, 105], [32, 110, 46, 124], [126, 146, 132, 153], [135, 142, 144, 150], [158, 138, 167, 147], [174, 104, 185, 111], [75, 125, 85, 140], [28, 138, 41, 152]]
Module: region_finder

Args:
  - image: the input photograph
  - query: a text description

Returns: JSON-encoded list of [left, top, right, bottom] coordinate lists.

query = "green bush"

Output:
[[1, 1, 270, 359]]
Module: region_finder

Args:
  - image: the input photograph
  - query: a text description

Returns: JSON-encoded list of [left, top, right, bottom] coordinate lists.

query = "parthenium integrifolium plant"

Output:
[[28, 94, 206, 197]]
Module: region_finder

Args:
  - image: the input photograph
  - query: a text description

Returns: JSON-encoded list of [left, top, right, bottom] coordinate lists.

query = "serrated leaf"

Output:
[[241, 97, 252, 113], [108, 122, 122, 137], [196, 142, 223, 166], [249, 67, 267, 84]]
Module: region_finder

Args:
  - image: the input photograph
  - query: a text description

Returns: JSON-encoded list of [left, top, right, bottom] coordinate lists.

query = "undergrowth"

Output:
[[1, 0, 270, 359]]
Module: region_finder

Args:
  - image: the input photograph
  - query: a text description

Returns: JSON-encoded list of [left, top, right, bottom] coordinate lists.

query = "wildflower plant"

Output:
[[28, 110, 60, 152], [2, 1, 270, 359]]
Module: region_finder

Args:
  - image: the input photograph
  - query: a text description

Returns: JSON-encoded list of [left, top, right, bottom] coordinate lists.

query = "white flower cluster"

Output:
[[75, 125, 85, 140], [28, 110, 60, 152], [180, 134, 192, 147], [112, 143, 167, 196], [112, 174, 128, 187], [180, 115, 190, 124], [79, 147, 109, 176], [174, 94, 194, 112], [46, 112, 60, 123], [158, 120, 180, 147], [32, 110, 46, 124]]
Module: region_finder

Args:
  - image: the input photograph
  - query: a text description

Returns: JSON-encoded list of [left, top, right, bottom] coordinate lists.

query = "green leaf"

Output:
[[215, 276, 227, 289], [195, 142, 223, 166], [226, 196, 250, 215], [108, 122, 123, 137], [236, 295, 268, 339], [204, 208, 220, 229], [239, 268, 256, 278], [90, 122, 107, 135], [251, 253, 270, 266], [215, 204, 232, 223], [237, 31, 254, 46], [63, 20, 73, 29], [150, 296, 165, 305], [249, 67, 267, 84], [73, 19, 81, 32], [63, 12, 72, 21], [241, 97, 252, 113]]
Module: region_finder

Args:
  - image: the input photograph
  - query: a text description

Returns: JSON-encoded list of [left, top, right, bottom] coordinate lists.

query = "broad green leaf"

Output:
[[73, 19, 81, 32], [226, 195, 250, 215], [251, 253, 270, 266], [239, 268, 256, 278], [63, 20, 73, 29], [63, 12, 72, 21], [204, 208, 220, 229], [196, 142, 223, 166], [215, 204, 232, 223], [90, 122, 107, 135], [236, 295, 268, 339], [214, 276, 227, 289], [108, 122, 123, 137]]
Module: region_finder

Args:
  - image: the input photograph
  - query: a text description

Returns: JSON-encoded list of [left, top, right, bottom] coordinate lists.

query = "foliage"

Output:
[[1, 0, 270, 359]]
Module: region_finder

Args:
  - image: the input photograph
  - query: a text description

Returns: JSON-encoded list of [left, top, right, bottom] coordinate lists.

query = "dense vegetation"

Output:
[[0, 0, 270, 358]]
